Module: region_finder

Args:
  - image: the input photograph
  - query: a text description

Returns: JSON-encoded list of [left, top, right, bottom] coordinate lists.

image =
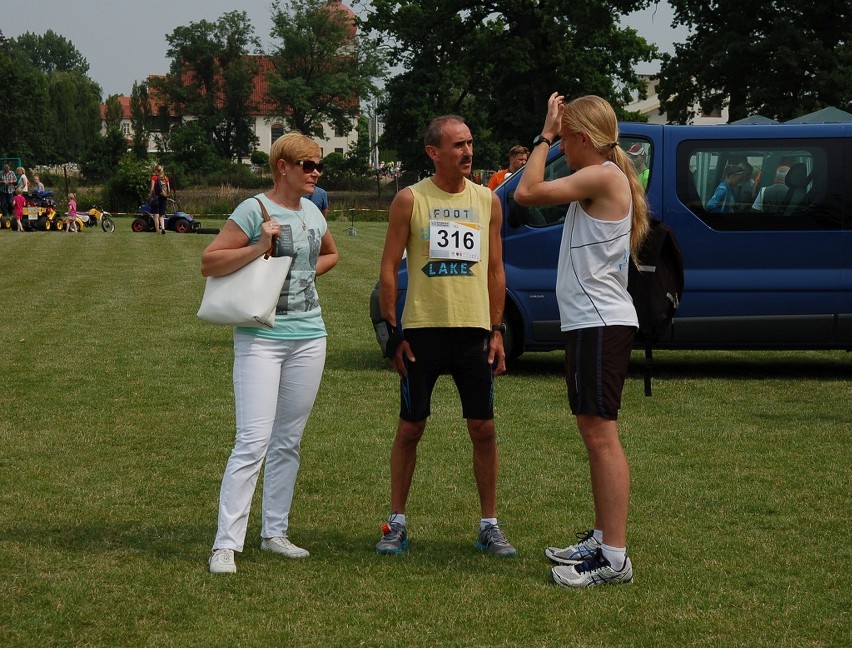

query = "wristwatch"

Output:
[[532, 134, 552, 148], [491, 322, 507, 335]]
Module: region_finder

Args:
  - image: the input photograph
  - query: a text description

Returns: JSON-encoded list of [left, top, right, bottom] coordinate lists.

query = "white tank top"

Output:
[[555, 163, 638, 331]]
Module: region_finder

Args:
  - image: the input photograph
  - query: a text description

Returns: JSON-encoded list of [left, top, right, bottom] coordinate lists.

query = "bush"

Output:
[[101, 154, 152, 212]]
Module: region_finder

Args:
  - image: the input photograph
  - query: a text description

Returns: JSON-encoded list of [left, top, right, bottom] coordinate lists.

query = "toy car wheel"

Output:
[[0, 216, 10, 229], [37, 216, 48, 231], [174, 219, 190, 234], [131, 217, 148, 233], [101, 215, 115, 233]]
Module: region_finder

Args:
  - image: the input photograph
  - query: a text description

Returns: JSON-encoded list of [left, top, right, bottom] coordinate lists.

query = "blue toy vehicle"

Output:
[[131, 198, 201, 233]]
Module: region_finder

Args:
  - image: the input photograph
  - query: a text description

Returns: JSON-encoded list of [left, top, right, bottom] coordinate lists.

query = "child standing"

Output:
[[12, 187, 25, 231], [64, 193, 78, 233]]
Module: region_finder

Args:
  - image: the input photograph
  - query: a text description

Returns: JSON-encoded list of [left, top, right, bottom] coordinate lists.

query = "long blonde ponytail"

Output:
[[562, 95, 650, 263]]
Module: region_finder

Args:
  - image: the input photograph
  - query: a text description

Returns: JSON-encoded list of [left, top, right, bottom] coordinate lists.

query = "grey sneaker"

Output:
[[545, 529, 601, 565], [261, 536, 310, 558], [209, 548, 236, 574], [551, 548, 633, 588], [376, 518, 409, 555], [475, 522, 517, 557]]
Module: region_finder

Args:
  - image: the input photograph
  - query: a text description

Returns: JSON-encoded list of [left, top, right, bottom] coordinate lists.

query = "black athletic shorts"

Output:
[[399, 327, 494, 422], [563, 325, 635, 420]]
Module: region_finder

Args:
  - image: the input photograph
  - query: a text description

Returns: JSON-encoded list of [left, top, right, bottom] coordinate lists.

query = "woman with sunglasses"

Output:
[[202, 132, 339, 574]]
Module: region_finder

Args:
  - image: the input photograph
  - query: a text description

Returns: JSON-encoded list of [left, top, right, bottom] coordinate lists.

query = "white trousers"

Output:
[[213, 332, 326, 552]]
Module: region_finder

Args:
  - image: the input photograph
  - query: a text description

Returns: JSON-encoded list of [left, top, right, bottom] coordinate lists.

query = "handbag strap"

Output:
[[254, 196, 277, 257]]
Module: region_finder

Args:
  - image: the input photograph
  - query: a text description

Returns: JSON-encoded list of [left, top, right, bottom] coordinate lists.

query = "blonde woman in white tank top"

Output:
[[515, 92, 649, 588]]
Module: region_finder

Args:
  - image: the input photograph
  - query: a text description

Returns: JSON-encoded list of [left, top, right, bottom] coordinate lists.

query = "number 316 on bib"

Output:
[[429, 220, 481, 262]]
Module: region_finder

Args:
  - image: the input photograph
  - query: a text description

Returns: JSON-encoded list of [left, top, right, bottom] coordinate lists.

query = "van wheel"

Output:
[[503, 308, 524, 360]]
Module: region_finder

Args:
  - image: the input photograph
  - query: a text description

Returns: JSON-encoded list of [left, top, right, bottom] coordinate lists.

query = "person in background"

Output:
[[707, 162, 750, 213], [203, 132, 339, 575], [626, 144, 649, 190], [487, 145, 529, 190], [15, 167, 29, 195], [515, 92, 650, 588], [149, 164, 170, 234], [375, 114, 515, 558], [12, 186, 26, 231], [32, 175, 45, 193], [751, 165, 790, 212], [2, 164, 17, 217], [304, 184, 329, 218], [64, 193, 78, 233]]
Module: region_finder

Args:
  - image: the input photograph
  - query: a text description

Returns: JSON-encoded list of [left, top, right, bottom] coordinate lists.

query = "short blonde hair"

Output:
[[269, 132, 321, 180]]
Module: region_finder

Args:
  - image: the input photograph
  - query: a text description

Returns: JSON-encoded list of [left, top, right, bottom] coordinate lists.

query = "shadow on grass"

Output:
[[506, 349, 851, 381]]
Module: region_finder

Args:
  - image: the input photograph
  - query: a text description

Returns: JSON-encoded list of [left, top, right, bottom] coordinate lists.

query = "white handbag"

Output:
[[197, 198, 292, 328]]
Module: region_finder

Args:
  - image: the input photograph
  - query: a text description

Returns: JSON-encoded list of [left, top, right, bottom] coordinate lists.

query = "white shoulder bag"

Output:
[[197, 197, 292, 328]]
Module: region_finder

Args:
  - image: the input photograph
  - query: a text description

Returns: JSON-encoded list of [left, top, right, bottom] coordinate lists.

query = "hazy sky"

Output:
[[2, 1, 687, 98]]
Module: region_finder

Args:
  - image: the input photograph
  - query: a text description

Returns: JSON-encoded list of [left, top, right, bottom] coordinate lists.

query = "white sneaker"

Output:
[[551, 548, 633, 588], [209, 548, 236, 574], [261, 536, 310, 558], [545, 529, 602, 565]]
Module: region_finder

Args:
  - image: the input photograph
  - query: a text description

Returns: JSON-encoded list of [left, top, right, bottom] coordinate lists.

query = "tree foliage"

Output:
[[154, 11, 261, 161], [130, 81, 152, 159], [358, 0, 657, 175], [13, 29, 89, 75], [1, 31, 101, 164], [659, 0, 852, 123], [267, 0, 382, 138]]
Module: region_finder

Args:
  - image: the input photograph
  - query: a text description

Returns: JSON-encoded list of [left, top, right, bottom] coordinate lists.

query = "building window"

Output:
[[271, 124, 284, 145]]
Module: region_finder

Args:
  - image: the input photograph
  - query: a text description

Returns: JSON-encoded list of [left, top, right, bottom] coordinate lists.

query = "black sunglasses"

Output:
[[296, 160, 324, 174]]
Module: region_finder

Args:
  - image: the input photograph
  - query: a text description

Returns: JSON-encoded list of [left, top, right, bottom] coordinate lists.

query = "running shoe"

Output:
[[375, 518, 409, 555], [550, 548, 633, 588], [475, 522, 517, 557], [545, 529, 601, 565]]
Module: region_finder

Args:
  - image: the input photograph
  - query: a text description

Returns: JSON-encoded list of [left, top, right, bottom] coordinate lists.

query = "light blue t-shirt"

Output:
[[230, 193, 328, 340]]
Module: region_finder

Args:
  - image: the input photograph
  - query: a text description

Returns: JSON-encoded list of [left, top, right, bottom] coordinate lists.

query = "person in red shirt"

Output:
[[149, 164, 170, 234], [487, 145, 529, 190]]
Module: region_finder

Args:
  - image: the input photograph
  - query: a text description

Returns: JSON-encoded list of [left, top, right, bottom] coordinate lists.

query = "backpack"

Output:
[[628, 219, 684, 396], [155, 175, 169, 197]]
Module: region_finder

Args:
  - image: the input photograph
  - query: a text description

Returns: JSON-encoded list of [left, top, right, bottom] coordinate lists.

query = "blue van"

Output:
[[371, 122, 852, 357]]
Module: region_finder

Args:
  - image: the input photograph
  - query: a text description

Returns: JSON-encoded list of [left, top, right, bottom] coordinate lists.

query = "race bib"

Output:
[[429, 220, 481, 262]]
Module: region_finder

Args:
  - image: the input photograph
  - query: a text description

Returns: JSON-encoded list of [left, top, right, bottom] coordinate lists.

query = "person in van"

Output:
[[626, 143, 649, 190], [707, 162, 751, 213], [751, 165, 790, 211]]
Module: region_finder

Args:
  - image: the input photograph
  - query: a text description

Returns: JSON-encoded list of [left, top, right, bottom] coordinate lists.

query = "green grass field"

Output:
[[1, 219, 849, 647]]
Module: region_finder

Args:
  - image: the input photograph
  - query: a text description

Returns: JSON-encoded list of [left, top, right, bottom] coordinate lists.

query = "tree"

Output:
[[154, 11, 260, 161], [13, 29, 89, 74], [359, 0, 657, 176], [130, 81, 152, 159], [658, 0, 852, 123], [8, 30, 101, 163], [45, 71, 103, 162], [267, 0, 382, 138], [0, 37, 51, 161], [103, 95, 124, 134]]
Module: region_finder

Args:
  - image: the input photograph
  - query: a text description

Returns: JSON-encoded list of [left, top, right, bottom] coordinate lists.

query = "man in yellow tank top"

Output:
[[374, 115, 515, 557]]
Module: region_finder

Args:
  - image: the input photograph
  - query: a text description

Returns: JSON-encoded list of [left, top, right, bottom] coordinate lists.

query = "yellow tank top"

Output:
[[403, 177, 493, 330]]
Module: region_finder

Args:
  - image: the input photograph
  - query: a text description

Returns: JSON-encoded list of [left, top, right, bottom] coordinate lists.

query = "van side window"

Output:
[[507, 155, 572, 228], [676, 139, 843, 231]]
